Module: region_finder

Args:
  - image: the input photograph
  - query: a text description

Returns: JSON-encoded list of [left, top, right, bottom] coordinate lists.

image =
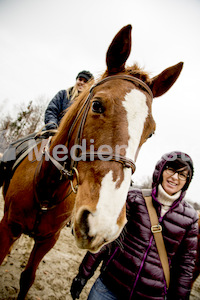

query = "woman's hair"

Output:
[[67, 86, 79, 101]]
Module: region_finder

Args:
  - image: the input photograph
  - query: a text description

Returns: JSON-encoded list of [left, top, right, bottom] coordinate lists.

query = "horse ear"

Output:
[[149, 62, 184, 98], [106, 25, 132, 74]]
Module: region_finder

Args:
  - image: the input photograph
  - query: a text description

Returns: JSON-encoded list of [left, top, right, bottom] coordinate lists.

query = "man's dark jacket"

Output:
[[44, 89, 72, 129]]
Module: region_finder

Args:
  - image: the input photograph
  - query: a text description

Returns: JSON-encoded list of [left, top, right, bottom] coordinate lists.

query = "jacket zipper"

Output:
[[129, 235, 153, 299]]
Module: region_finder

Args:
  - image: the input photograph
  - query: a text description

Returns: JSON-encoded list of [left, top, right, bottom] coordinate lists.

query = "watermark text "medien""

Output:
[[28, 139, 128, 162]]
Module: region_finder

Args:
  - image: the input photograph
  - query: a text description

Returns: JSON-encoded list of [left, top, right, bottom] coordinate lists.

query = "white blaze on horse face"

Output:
[[88, 169, 131, 241], [87, 89, 148, 242], [87, 89, 149, 244], [122, 89, 149, 160]]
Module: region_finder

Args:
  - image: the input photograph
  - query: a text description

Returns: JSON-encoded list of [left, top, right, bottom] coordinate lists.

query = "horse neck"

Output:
[[38, 96, 88, 204], [39, 91, 87, 189]]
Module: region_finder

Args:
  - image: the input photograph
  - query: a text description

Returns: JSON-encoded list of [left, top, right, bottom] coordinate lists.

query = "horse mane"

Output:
[[101, 63, 151, 83]]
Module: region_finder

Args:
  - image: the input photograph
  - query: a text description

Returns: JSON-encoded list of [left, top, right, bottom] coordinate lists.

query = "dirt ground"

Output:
[[0, 189, 200, 300]]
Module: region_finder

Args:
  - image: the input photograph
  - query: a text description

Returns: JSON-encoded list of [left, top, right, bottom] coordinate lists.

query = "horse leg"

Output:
[[17, 232, 60, 300], [0, 215, 23, 265]]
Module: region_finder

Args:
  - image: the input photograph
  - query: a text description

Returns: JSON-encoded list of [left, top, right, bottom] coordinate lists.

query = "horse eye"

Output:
[[148, 132, 154, 139], [92, 101, 105, 113]]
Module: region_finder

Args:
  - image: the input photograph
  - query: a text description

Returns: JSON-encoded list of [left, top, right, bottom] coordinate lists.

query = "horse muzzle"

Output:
[[73, 207, 126, 253]]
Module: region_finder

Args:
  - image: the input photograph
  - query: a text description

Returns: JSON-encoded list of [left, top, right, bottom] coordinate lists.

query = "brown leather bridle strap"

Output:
[[80, 152, 136, 174], [67, 92, 92, 145], [90, 74, 153, 98]]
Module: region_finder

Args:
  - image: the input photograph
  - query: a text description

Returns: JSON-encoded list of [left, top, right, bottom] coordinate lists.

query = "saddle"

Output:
[[0, 130, 56, 188]]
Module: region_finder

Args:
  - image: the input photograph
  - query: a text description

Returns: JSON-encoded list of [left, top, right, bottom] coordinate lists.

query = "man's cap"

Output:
[[76, 70, 94, 81]]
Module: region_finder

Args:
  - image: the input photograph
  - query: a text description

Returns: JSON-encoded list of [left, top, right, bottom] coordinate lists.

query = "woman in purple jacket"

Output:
[[70, 151, 198, 300]]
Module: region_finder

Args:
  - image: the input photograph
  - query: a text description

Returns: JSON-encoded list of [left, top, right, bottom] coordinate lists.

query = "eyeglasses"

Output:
[[165, 166, 189, 181]]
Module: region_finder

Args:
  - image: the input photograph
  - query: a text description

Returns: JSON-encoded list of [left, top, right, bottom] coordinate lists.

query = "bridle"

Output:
[[44, 74, 153, 193]]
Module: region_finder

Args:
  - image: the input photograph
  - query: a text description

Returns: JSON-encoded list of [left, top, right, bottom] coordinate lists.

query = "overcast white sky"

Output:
[[0, 0, 200, 203]]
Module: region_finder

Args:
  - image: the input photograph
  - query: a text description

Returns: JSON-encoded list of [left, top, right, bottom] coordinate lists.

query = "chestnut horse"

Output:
[[0, 25, 183, 299]]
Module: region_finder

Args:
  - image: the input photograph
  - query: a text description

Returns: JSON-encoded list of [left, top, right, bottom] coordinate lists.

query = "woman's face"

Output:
[[75, 77, 88, 92], [162, 167, 188, 196]]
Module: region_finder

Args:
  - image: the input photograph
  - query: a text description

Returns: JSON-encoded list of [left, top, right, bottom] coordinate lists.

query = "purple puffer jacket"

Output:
[[77, 152, 198, 299]]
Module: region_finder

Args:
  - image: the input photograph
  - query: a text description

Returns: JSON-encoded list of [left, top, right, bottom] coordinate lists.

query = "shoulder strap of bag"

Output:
[[144, 196, 170, 288]]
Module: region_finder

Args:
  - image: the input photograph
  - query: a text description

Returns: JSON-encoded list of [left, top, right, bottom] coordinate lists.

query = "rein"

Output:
[[44, 75, 153, 193]]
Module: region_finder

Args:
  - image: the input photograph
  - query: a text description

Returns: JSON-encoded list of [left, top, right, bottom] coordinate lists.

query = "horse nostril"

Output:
[[79, 209, 91, 235], [71, 227, 74, 236]]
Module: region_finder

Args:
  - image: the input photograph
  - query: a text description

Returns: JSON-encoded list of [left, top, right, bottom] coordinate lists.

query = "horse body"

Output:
[[0, 25, 184, 299]]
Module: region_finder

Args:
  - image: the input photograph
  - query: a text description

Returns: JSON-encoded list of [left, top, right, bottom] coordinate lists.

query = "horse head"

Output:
[[51, 25, 183, 252]]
